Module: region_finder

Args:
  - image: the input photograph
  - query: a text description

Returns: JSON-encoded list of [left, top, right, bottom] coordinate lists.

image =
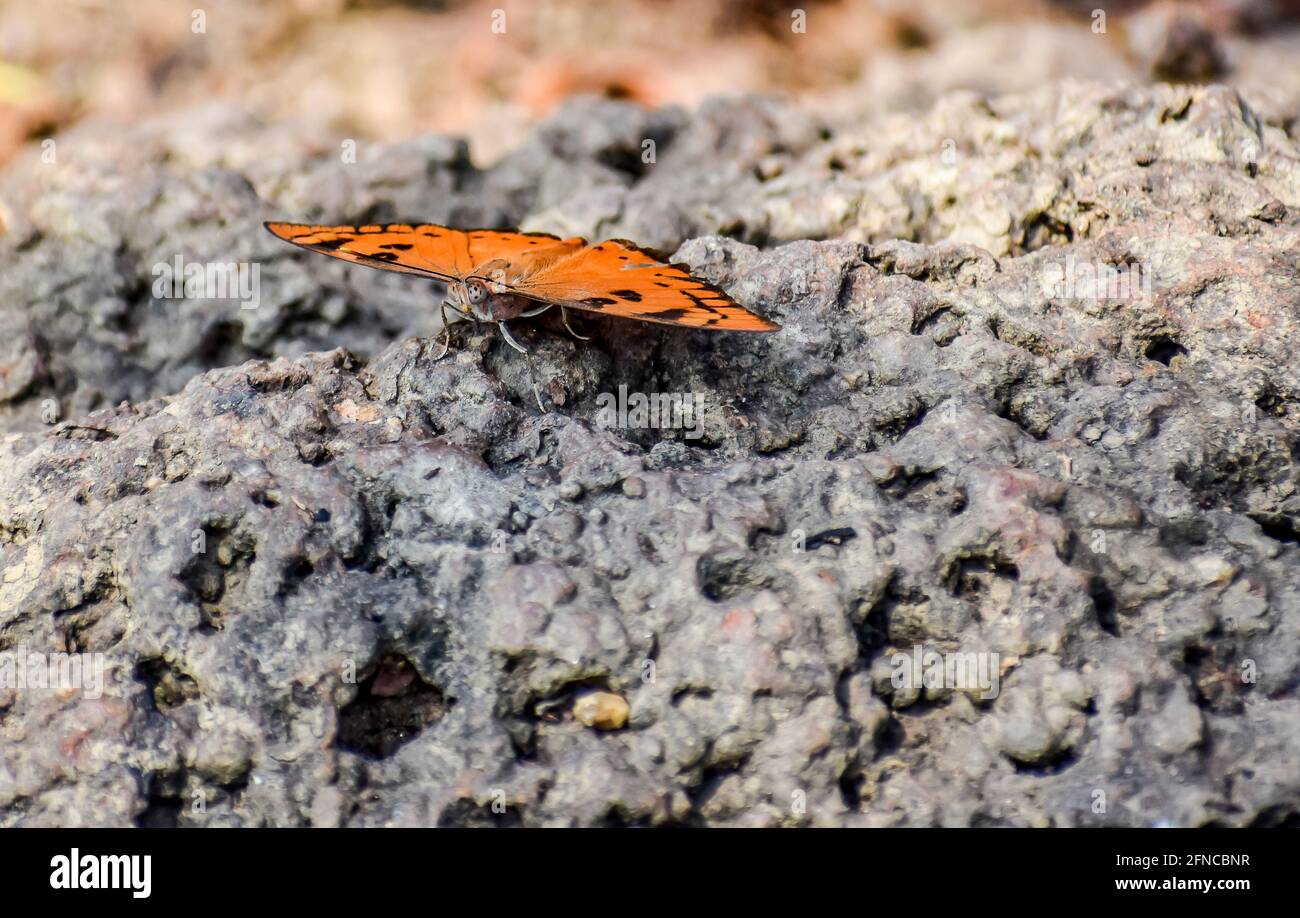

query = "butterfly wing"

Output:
[[265, 223, 778, 332], [264, 222, 584, 284], [505, 239, 779, 332]]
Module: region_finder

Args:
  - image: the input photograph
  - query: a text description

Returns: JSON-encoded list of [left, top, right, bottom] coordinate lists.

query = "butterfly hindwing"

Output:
[[508, 239, 778, 332]]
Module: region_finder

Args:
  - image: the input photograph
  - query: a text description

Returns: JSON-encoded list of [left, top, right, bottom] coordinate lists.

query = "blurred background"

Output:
[[3, 0, 1300, 169]]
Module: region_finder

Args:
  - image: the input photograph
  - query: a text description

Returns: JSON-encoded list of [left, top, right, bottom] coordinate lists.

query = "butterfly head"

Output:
[[449, 278, 495, 321]]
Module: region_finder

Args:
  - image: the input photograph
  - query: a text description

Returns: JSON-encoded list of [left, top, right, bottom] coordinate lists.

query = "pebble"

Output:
[[573, 691, 630, 730]]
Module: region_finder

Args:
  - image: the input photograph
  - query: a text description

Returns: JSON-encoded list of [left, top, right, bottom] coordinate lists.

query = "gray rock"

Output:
[[0, 82, 1297, 826]]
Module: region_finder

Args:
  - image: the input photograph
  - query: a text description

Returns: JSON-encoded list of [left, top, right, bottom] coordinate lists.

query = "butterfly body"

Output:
[[447, 276, 538, 323]]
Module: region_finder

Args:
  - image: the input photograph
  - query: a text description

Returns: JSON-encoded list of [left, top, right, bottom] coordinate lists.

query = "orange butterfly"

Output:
[[264, 222, 779, 358]]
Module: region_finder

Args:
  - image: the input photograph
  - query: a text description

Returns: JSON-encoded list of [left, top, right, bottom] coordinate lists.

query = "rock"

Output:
[[0, 76, 1298, 827], [1125, 2, 1228, 83]]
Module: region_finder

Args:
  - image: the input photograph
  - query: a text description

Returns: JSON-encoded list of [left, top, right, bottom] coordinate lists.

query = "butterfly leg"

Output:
[[496, 321, 549, 412], [434, 302, 475, 361], [527, 373, 545, 413], [497, 321, 528, 354], [561, 307, 591, 341], [434, 302, 455, 360]]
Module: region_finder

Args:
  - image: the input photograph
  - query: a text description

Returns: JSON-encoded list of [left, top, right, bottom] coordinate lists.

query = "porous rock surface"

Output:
[[0, 81, 1298, 826]]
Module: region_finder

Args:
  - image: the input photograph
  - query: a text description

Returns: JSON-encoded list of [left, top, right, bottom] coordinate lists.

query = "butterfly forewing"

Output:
[[509, 239, 778, 332], [264, 222, 584, 284]]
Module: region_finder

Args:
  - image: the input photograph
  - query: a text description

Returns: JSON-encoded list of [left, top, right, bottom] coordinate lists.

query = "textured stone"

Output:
[[0, 79, 1298, 827]]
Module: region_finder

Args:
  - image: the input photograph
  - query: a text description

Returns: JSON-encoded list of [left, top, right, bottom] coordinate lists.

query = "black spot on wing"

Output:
[[644, 308, 688, 321], [669, 263, 740, 302], [312, 237, 350, 251], [610, 289, 643, 302], [368, 251, 399, 261], [605, 238, 674, 262], [380, 243, 414, 251], [583, 297, 617, 308], [681, 289, 724, 314]]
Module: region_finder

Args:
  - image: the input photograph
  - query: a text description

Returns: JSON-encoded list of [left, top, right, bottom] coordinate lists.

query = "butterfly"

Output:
[[263, 222, 779, 359]]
